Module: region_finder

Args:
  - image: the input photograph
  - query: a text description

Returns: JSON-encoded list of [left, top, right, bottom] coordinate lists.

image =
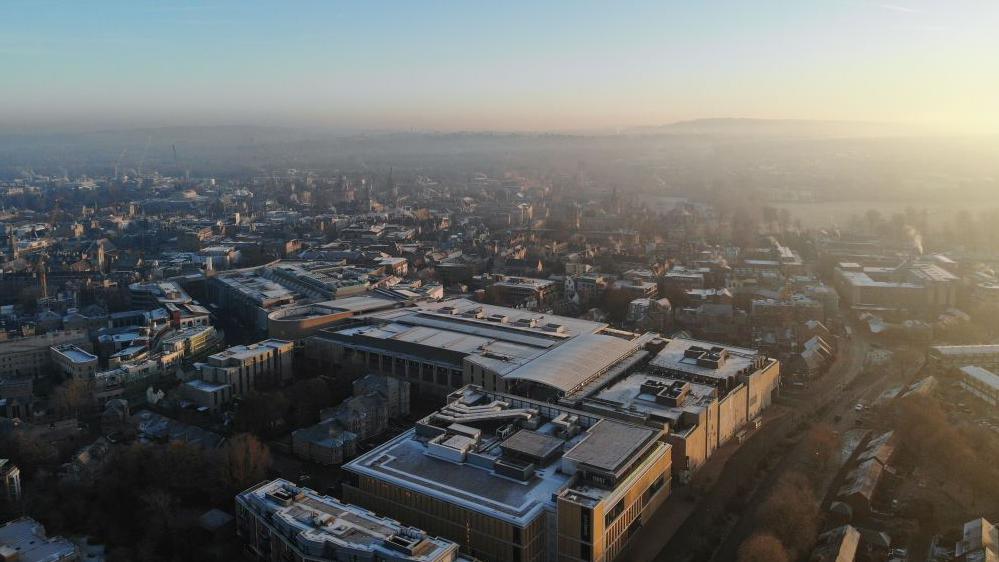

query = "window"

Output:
[[604, 499, 625, 527], [580, 543, 591, 561], [643, 474, 666, 505]]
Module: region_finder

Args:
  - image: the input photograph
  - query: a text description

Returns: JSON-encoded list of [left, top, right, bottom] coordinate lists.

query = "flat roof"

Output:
[[500, 429, 565, 461], [501, 332, 645, 393], [345, 386, 665, 526], [960, 366, 999, 390], [931, 344, 999, 357], [238, 479, 457, 561], [344, 429, 572, 526], [588, 373, 718, 424], [0, 518, 76, 562], [562, 419, 658, 475], [51, 344, 96, 363], [649, 337, 760, 382]]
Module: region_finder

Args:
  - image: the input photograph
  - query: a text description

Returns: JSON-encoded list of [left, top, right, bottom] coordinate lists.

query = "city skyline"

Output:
[[2, 0, 997, 134]]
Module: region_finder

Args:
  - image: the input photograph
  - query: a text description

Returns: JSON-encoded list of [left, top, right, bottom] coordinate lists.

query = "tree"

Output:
[[738, 533, 790, 562], [757, 472, 819, 557], [804, 423, 840, 472], [286, 378, 333, 428], [234, 391, 288, 436], [221, 433, 272, 493], [52, 378, 94, 418]]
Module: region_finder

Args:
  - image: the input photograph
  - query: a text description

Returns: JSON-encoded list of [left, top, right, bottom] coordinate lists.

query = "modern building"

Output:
[[957, 366, 999, 408], [128, 280, 193, 310], [833, 261, 958, 314], [559, 338, 780, 477], [928, 345, 999, 375], [236, 479, 463, 562], [343, 386, 672, 562], [158, 325, 221, 359], [0, 330, 91, 379], [50, 344, 98, 380], [198, 339, 294, 394], [307, 298, 656, 398], [266, 295, 405, 340], [0, 517, 77, 562]]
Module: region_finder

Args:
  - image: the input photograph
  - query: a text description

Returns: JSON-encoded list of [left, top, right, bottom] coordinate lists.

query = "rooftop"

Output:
[[960, 366, 999, 390], [649, 337, 764, 384], [344, 386, 666, 526], [50, 344, 97, 364], [323, 299, 649, 395], [0, 518, 76, 562], [238, 479, 458, 562], [208, 339, 291, 364]]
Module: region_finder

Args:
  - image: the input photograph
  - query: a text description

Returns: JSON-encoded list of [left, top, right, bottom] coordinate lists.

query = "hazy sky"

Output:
[[1, 0, 997, 133]]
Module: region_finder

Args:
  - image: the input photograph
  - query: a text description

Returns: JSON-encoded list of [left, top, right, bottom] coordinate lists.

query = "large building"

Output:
[[0, 517, 77, 562], [306, 298, 657, 398], [128, 280, 193, 310], [833, 261, 958, 314], [198, 338, 294, 394], [343, 386, 673, 562], [50, 344, 98, 380], [928, 344, 999, 374], [957, 366, 999, 408], [560, 337, 780, 477], [0, 330, 91, 379], [236, 478, 464, 562]]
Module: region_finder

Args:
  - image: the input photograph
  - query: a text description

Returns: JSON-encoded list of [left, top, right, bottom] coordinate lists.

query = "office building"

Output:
[[236, 479, 463, 562], [343, 386, 672, 562], [308, 298, 656, 398], [50, 344, 98, 380], [0, 330, 91, 379], [198, 339, 294, 394]]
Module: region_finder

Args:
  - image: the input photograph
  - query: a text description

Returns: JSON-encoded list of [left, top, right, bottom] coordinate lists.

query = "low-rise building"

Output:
[[0, 517, 77, 562], [50, 344, 98, 380], [236, 479, 463, 562], [957, 366, 999, 408], [0, 330, 91, 379], [291, 420, 358, 465]]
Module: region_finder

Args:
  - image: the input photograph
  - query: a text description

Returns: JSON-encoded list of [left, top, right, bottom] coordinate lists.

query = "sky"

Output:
[[1, 0, 997, 133]]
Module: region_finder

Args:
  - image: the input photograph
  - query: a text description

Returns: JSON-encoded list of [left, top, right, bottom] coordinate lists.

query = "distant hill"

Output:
[[623, 118, 925, 138]]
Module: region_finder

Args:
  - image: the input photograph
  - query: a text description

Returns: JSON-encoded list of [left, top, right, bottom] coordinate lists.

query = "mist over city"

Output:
[[0, 2, 997, 562]]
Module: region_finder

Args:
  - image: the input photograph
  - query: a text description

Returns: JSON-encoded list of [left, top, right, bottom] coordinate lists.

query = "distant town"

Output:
[[0, 163, 996, 562]]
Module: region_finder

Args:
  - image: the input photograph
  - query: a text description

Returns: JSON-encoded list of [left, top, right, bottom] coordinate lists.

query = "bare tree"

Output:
[[739, 533, 790, 562], [221, 433, 272, 493]]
